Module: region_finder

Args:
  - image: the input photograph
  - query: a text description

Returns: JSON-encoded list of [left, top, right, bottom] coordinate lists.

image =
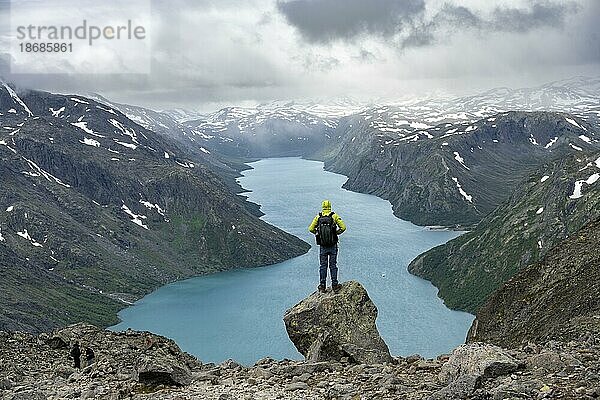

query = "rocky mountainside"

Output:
[[408, 151, 600, 313], [323, 76, 600, 226], [1, 282, 599, 400], [179, 106, 340, 158], [85, 94, 251, 187], [88, 94, 346, 159], [326, 110, 598, 226], [468, 217, 600, 348], [0, 82, 309, 333]]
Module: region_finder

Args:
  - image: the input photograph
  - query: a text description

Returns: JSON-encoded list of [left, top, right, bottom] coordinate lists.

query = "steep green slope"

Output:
[[408, 151, 600, 313], [0, 84, 309, 332], [468, 217, 600, 347]]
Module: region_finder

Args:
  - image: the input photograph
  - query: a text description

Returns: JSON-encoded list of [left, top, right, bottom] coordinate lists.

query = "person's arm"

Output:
[[308, 215, 319, 234], [333, 214, 346, 234]]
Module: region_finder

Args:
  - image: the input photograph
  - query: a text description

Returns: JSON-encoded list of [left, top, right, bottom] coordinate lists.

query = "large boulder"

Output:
[[429, 343, 521, 400], [283, 281, 392, 364], [439, 343, 520, 384], [135, 355, 192, 386]]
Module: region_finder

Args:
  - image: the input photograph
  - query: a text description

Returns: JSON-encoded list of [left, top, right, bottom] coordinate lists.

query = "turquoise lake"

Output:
[[112, 157, 474, 365]]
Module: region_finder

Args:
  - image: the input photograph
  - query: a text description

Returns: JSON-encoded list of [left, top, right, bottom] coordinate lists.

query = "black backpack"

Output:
[[316, 212, 337, 247]]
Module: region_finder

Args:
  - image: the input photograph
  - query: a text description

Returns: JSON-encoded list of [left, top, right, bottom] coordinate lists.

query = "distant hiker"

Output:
[[85, 347, 95, 367], [309, 200, 346, 293], [70, 341, 81, 369]]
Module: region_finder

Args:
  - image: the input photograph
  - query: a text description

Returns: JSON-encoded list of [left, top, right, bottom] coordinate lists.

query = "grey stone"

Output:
[[8, 390, 47, 400], [249, 367, 273, 379], [292, 372, 311, 382], [284, 382, 309, 391], [439, 343, 519, 384], [283, 281, 393, 364], [429, 374, 481, 400], [135, 356, 192, 386], [0, 377, 14, 390], [527, 352, 565, 373]]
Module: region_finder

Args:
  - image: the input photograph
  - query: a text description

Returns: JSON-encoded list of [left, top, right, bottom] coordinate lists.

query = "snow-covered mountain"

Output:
[[83, 76, 600, 160], [348, 76, 600, 142]]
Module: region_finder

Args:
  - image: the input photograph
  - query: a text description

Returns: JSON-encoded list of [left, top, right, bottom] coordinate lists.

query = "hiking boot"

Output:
[[332, 283, 342, 293], [318, 284, 326, 293]]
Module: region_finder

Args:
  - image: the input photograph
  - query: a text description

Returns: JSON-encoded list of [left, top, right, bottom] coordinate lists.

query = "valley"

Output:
[[1, 76, 599, 362]]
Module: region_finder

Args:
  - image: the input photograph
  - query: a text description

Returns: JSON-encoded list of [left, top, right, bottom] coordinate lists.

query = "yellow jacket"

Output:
[[308, 200, 346, 235]]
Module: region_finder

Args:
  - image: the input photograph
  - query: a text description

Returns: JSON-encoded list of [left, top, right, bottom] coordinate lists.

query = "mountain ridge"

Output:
[[0, 82, 310, 332]]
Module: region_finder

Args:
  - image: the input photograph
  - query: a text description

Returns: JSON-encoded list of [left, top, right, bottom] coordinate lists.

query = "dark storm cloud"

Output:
[[276, 0, 426, 42], [491, 2, 577, 32], [1, 0, 598, 111], [278, 0, 581, 48]]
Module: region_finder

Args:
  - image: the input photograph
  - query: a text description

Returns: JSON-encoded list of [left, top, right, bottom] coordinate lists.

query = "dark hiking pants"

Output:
[[319, 245, 338, 286]]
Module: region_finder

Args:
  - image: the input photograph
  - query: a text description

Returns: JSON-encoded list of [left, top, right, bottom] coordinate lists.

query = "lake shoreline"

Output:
[[113, 157, 474, 365]]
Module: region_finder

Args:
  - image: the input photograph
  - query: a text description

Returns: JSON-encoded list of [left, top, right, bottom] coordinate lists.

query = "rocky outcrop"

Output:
[[468, 218, 600, 348], [1, 325, 600, 399], [283, 281, 393, 364]]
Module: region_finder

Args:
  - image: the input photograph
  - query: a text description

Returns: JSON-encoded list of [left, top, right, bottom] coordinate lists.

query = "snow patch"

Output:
[[121, 204, 148, 229], [49, 107, 65, 117], [70, 97, 89, 104], [199, 147, 210, 154], [6, 206, 14, 212], [16, 229, 43, 247], [451, 177, 473, 203], [569, 174, 600, 199], [529, 135, 539, 145], [409, 121, 432, 129], [453, 152, 470, 170], [109, 119, 138, 143], [71, 121, 104, 137], [536, 207, 544, 215], [140, 199, 165, 216], [80, 137, 100, 147], [175, 160, 194, 168], [115, 141, 137, 149], [579, 135, 592, 144], [544, 137, 558, 149], [565, 117, 584, 130], [569, 143, 583, 152], [22, 156, 71, 187], [540, 175, 550, 183], [96, 105, 116, 114], [164, 151, 170, 159]]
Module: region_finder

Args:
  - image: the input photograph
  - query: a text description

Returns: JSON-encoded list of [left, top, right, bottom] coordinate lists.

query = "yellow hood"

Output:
[[321, 200, 332, 213]]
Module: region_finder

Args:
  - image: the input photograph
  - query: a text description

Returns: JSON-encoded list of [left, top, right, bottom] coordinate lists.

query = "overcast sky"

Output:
[[1, 0, 599, 112]]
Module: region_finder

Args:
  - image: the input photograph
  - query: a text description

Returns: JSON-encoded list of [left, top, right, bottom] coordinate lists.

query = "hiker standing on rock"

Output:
[[70, 341, 81, 369], [309, 200, 346, 293]]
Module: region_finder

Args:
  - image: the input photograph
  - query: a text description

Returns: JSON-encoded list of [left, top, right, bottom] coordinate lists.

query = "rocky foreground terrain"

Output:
[[2, 282, 599, 400]]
